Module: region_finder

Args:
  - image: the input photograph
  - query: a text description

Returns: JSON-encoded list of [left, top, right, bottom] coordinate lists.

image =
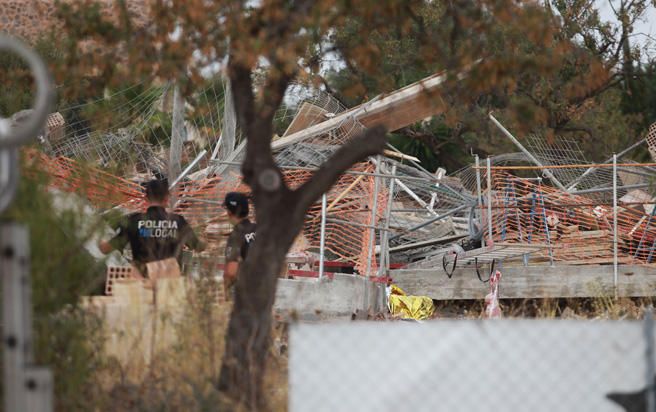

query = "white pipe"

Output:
[[365, 158, 382, 276], [379, 165, 397, 275], [319, 193, 327, 280], [487, 157, 494, 245], [613, 153, 618, 294], [475, 155, 485, 247], [169, 149, 208, 189], [394, 178, 437, 216]]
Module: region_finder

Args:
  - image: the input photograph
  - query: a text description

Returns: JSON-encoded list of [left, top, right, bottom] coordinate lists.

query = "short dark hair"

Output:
[[224, 192, 249, 218], [145, 179, 169, 202]]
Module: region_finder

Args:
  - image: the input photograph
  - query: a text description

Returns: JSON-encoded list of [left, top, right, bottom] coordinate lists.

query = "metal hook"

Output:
[[475, 257, 496, 283], [0, 34, 54, 148], [442, 251, 458, 279]]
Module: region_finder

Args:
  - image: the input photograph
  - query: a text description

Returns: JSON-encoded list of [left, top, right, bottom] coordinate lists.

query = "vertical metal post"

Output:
[[212, 76, 237, 161], [2, 224, 30, 412], [380, 165, 397, 275], [319, 193, 327, 280], [486, 157, 494, 246], [613, 153, 619, 294], [644, 307, 656, 412], [169, 84, 184, 202], [537, 190, 555, 267], [25, 367, 54, 412], [0, 34, 54, 412], [475, 155, 485, 247], [365, 158, 382, 276]]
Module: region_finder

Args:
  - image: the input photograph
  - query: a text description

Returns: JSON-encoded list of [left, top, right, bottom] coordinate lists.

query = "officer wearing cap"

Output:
[[99, 179, 204, 278], [223, 192, 256, 300]]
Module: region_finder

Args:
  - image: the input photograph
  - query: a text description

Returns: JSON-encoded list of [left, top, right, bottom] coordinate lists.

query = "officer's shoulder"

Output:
[[170, 212, 187, 222], [127, 212, 142, 221]]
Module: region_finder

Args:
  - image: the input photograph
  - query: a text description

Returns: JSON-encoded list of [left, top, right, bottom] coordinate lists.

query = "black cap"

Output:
[[145, 178, 169, 202], [224, 192, 249, 218]]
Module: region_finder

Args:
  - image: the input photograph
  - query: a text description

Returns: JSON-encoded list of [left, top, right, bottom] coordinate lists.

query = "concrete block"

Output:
[[274, 274, 386, 318]]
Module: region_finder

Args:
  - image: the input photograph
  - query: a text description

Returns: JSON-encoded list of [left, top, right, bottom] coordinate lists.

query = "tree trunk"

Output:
[[217, 199, 301, 409], [217, 58, 387, 409]]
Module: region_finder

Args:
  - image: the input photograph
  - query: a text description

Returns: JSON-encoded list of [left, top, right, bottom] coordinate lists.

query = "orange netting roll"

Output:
[[484, 170, 656, 264]]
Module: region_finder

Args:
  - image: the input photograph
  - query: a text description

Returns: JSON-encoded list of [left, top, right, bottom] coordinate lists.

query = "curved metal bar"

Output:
[[475, 257, 495, 283], [442, 251, 458, 279], [0, 34, 54, 148], [0, 149, 19, 213]]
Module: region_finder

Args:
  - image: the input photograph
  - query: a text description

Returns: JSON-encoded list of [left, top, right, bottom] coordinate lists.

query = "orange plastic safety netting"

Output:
[[173, 163, 388, 274], [484, 170, 656, 264], [29, 150, 386, 274], [25, 150, 144, 209]]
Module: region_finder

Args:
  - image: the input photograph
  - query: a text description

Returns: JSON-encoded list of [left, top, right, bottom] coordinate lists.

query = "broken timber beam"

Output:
[[272, 70, 456, 150]]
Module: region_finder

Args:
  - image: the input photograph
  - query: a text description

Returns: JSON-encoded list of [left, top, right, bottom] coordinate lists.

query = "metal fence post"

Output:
[[1, 225, 29, 412], [645, 307, 656, 412], [613, 153, 618, 294], [169, 83, 184, 206], [365, 157, 382, 276], [1, 224, 51, 411], [486, 157, 494, 246], [1, 34, 54, 412], [319, 193, 327, 280], [169, 83, 185, 178], [475, 155, 485, 247], [379, 165, 397, 275]]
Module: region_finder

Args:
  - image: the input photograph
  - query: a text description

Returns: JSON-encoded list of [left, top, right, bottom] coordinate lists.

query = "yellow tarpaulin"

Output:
[[388, 285, 435, 320]]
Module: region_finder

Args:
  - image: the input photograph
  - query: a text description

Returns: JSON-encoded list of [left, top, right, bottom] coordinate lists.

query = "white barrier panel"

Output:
[[290, 320, 654, 412]]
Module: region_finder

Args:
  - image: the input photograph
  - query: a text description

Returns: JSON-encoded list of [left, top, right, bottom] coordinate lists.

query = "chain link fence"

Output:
[[290, 314, 656, 412]]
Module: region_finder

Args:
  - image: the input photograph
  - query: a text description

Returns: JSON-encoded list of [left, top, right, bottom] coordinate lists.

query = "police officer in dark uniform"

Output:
[[223, 192, 256, 299], [99, 179, 204, 277]]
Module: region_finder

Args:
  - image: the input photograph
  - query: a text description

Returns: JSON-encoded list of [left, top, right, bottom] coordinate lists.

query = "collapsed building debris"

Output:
[[24, 68, 656, 303]]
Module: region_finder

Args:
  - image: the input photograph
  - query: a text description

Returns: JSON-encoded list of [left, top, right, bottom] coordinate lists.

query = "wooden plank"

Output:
[[562, 225, 579, 234], [556, 257, 634, 266], [562, 230, 610, 239], [392, 264, 656, 300], [271, 71, 455, 150], [282, 102, 329, 137]]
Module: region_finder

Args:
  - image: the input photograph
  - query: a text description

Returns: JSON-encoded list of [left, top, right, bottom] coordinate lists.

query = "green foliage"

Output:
[[143, 110, 173, 147], [0, 160, 108, 410], [0, 37, 63, 117], [324, 0, 656, 169]]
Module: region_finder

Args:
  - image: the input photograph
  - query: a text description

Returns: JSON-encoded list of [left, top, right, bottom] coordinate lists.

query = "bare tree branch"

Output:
[[568, 73, 624, 108], [294, 125, 388, 212]]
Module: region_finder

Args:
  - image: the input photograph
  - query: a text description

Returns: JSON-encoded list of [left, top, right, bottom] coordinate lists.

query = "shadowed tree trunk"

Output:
[[217, 61, 388, 408]]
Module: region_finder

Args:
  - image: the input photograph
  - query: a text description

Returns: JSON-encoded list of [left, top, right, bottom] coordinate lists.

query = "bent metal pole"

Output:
[[488, 113, 568, 192]]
